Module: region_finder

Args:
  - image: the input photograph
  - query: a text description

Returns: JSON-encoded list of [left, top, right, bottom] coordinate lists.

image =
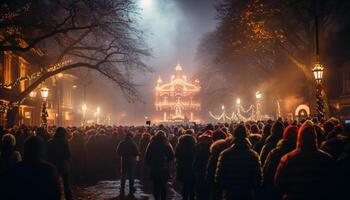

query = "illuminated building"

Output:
[[155, 64, 201, 123]]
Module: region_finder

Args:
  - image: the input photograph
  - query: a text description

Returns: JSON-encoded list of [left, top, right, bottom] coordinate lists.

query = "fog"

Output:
[[82, 0, 217, 125]]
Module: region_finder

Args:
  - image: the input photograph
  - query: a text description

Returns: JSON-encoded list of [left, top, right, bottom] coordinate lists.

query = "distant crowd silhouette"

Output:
[[0, 117, 350, 200]]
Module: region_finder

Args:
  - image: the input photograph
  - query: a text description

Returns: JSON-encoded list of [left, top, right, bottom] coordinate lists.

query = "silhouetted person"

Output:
[[254, 124, 271, 154], [0, 134, 22, 173], [275, 121, 334, 200], [260, 121, 284, 165], [193, 135, 212, 200], [47, 127, 72, 200], [146, 130, 174, 200], [175, 134, 196, 200], [116, 132, 139, 195], [0, 136, 61, 200], [206, 130, 229, 200], [215, 124, 262, 200], [262, 125, 298, 200]]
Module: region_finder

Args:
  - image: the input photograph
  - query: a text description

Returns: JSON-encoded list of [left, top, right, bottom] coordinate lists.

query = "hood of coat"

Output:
[[296, 121, 318, 151]]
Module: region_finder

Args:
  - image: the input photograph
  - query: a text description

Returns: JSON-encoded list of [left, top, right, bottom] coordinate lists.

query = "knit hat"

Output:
[[212, 130, 226, 142], [233, 124, 247, 141], [297, 120, 317, 150]]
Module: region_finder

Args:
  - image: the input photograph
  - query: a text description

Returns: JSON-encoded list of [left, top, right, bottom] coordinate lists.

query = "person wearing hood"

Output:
[[0, 133, 22, 173], [193, 135, 212, 200], [117, 132, 140, 195], [46, 127, 72, 200], [206, 129, 229, 200], [146, 130, 174, 200], [275, 121, 334, 200], [260, 121, 284, 165], [262, 125, 298, 200], [254, 124, 272, 154], [175, 134, 196, 200], [215, 124, 262, 200], [0, 136, 61, 200]]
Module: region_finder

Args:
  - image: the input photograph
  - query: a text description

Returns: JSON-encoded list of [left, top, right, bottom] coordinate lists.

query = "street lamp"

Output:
[[221, 105, 225, 110], [256, 91, 262, 120], [96, 106, 100, 124], [82, 104, 87, 126], [40, 87, 49, 128], [312, 62, 324, 84], [236, 98, 241, 105], [313, 62, 325, 120], [29, 91, 37, 98]]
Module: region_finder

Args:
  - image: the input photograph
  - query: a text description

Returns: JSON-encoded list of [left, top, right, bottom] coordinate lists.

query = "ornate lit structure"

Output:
[[155, 64, 201, 123]]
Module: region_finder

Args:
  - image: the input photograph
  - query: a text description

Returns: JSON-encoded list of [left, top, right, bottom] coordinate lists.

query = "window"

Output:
[[3, 52, 12, 85]]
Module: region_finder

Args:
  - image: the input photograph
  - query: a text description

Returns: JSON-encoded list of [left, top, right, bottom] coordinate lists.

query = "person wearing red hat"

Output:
[[275, 121, 334, 200], [262, 125, 298, 200]]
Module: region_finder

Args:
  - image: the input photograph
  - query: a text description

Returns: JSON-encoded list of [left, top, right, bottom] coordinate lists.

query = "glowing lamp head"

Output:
[[312, 62, 324, 84], [57, 73, 63, 78], [82, 104, 87, 112], [236, 98, 241, 105], [40, 87, 49, 100], [221, 105, 225, 110], [256, 91, 262, 99], [29, 91, 37, 98], [96, 106, 100, 114]]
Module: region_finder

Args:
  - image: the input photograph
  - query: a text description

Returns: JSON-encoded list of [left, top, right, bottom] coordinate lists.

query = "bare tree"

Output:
[[0, 0, 150, 127]]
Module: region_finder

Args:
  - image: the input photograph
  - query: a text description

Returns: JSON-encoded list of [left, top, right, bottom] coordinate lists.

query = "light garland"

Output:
[[0, 59, 71, 89], [209, 103, 258, 122], [0, 59, 71, 112]]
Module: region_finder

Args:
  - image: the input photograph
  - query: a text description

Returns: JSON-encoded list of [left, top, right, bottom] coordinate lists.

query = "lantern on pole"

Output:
[[40, 87, 49, 128], [312, 63, 325, 120]]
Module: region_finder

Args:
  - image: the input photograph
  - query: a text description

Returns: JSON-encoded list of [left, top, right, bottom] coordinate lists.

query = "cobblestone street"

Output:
[[72, 179, 181, 200]]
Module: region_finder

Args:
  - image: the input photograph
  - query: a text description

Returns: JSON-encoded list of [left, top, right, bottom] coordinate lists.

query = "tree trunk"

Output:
[[6, 107, 19, 128]]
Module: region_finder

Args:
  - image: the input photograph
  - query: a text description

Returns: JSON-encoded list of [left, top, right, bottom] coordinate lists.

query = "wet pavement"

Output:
[[72, 179, 182, 200]]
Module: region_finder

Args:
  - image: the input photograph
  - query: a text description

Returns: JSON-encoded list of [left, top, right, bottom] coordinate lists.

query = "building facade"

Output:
[[0, 49, 79, 127], [155, 64, 201, 123]]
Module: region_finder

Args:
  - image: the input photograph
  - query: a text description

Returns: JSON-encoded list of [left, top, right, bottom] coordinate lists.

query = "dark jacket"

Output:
[[260, 121, 284, 165], [0, 160, 61, 200], [117, 136, 140, 165], [263, 126, 298, 192], [215, 139, 262, 199], [175, 134, 196, 182], [206, 137, 232, 186], [275, 122, 334, 200], [146, 133, 174, 181], [46, 137, 71, 175]]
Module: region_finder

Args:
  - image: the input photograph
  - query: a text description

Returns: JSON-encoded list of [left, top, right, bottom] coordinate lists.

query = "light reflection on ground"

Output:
[[73, 179, 181, 200]]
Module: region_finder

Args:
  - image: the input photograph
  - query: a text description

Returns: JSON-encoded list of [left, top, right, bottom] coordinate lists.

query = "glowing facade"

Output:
[[155, 64, 201, 123]]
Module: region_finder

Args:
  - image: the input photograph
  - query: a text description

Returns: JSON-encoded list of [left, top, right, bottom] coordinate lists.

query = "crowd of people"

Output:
[[0, 117, 349, 200]]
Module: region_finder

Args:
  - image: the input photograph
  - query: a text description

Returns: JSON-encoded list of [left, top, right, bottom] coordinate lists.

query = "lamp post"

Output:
[[96, 106, 100, 124], [255, 91, 262, 120], [82, 104, 87, 126], [236, 98, 241, 115], [312, 0, 325, 121], [40, 87, 49, 128], [313, 63, 325, 120], [221, 105, 225, 122]]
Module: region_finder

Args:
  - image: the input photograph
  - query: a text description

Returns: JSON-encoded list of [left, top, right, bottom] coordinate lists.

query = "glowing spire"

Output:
[[157, 76, 162, 83], [175, 63, 182, 71]]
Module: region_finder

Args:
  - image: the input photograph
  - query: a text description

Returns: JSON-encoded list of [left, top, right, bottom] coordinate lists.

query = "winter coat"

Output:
[[275, 122, 334, 200], [336, 143, 350, 199], [146, 135, 174, 181], [206, 138, 232, 186], [215, 139, 262, 199], [260, 121, 284, 165], [46, 137, 71, 175], [0, 147, 22, 173], [193, 136, 211, 182], [263, 125, 298, 199], [117, 136, 139, 167], [0, 160, 61, 200], [321, 135, 347, 160], [175, 134, 196, 182], [262, 139, 295, 200]]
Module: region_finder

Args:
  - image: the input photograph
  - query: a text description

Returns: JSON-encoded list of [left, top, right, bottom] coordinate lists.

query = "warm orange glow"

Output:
[[155, 63, 201, 122]]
